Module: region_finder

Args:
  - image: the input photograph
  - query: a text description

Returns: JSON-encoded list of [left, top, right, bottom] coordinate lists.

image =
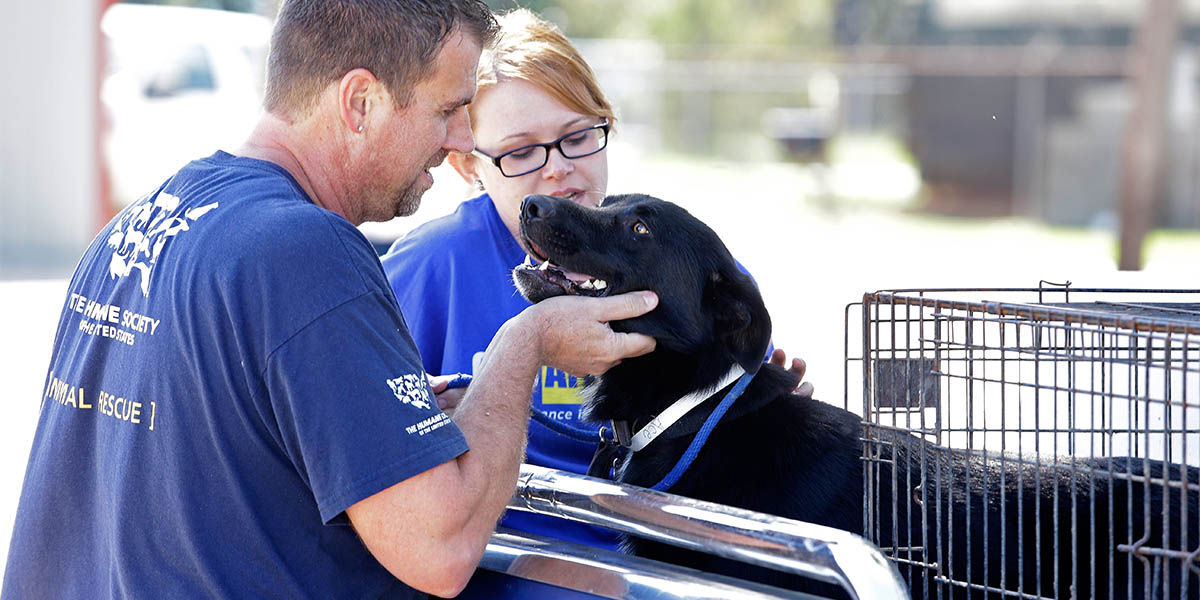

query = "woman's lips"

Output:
[[550, 188, 585, 203]]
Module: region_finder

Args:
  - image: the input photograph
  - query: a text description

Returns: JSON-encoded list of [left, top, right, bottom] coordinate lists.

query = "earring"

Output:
[[357, 124, 364, 133], [475, 180, 485, 191]]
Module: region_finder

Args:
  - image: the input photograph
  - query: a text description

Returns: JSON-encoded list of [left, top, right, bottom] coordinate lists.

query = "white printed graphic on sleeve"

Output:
[[106, 191, 220, 297], [386, 374, 433, 410]]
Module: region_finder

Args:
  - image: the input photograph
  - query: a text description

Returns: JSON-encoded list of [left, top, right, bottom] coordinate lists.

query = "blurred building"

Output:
[[101, 3, 270, 208], [0, 1, 102, 279], [836, 0, 1200, 227], [0, 2, 270, 280]]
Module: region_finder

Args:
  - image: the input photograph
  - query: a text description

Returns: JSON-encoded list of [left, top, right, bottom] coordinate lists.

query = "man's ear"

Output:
[[447, 152, 480, 186], [337, 68, 378, 135], [706, 270, 772, 374]]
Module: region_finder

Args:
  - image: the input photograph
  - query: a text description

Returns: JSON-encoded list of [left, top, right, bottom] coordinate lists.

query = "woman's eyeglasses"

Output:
[[474, 120, 610, 178]]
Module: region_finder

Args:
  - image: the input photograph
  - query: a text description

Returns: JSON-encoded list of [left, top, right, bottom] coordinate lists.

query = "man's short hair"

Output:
[[264, 0, 497, 120]]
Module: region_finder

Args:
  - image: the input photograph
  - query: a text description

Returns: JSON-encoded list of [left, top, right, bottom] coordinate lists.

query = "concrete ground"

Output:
[[3, 154, 1198, 582]]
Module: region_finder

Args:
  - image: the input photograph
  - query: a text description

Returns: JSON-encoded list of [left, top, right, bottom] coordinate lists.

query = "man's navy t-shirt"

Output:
[[3, 152, 467, 599]]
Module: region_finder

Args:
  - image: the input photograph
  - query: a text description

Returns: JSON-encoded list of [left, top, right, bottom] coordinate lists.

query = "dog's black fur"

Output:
[[513, 193, 1200, 599]]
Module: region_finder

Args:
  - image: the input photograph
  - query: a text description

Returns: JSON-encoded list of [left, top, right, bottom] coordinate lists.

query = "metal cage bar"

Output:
[[848, 286, 1200, 599]]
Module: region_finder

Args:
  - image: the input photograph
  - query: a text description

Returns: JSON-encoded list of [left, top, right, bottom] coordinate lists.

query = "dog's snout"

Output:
[[521, 194, 556, 222]]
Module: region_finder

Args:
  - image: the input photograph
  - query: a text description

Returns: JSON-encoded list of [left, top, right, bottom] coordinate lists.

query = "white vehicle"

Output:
[[100, 4, 271, 207]]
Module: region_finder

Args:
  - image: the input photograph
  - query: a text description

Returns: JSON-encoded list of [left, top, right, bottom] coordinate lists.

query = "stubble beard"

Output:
[[391, 181, 424, 218], [391, 152, 447, 218], [359, 160, 437, 223], [355, 177, 423, 224]]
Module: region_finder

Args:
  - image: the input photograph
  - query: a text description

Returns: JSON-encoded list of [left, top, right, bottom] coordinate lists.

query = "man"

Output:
[[2, 1, 656, 598]]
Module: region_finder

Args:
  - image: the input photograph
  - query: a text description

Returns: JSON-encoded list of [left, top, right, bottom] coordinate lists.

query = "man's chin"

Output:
[[391, 184, 426, 218]]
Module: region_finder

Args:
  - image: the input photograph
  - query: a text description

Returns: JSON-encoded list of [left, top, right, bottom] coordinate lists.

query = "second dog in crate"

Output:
[[513, 192, 1200, 599]]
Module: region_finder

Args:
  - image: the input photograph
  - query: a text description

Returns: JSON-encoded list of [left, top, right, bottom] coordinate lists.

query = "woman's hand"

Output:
[[769, 348, 814, 398], [427, 373, 468, 418]]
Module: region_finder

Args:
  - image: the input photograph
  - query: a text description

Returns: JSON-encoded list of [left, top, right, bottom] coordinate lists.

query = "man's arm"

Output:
[[346, 291, 658, 597]]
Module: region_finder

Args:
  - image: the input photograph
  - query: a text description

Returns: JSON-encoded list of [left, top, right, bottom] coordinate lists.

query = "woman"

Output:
[[380, 8, 806, 554]]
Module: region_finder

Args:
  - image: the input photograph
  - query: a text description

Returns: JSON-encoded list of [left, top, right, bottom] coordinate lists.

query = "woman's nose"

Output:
[[541, 147, 575, 179]]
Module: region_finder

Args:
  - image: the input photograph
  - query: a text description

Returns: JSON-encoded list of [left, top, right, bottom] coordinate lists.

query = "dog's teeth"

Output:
[[524, 255, 533, 267], [594, 280, 607, 290], [580, 280, 595, 290], [538, 260, 550, 271]]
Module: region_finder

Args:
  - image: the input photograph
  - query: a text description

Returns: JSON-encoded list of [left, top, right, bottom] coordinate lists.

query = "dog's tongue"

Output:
[[560, 268, 595, 283], [530, 255, 595, 283]]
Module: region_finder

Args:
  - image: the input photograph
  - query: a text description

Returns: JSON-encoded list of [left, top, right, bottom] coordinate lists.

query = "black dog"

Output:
[[512, 193, 1200, 599]]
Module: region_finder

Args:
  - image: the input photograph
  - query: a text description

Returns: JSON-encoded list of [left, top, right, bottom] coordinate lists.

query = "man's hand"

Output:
[[349, 290, 659, 597], [427, 374, 467, 417], [769, 348, 814, 398], [521, 291, 659, 377]]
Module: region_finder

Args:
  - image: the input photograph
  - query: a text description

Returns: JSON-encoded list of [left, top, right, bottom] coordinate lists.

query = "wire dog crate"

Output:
[[845, 284, 1200, 600]]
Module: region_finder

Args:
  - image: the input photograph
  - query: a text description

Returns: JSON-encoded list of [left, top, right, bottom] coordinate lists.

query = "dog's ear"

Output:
[[706, 270, 772, 374]]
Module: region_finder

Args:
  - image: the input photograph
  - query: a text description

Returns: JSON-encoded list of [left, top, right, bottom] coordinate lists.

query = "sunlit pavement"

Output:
[[3, 154, 1198, 582]]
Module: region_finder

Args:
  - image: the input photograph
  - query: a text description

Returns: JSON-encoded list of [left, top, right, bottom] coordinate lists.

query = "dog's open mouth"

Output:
[[514, 239, 610, 298]]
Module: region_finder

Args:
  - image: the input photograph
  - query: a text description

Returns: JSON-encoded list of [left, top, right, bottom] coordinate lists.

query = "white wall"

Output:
[[0, 1, 100, 279]]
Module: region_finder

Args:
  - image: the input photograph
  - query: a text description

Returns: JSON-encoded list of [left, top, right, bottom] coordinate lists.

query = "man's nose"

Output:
[[445, 107, 474, 154]]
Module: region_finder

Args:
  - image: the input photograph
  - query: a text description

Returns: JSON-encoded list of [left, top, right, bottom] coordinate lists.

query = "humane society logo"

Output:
[[107, 191, 219, 297], [389, 374, 452, 437], [70, 191, 217, 348], [387, 374, 433, 410]]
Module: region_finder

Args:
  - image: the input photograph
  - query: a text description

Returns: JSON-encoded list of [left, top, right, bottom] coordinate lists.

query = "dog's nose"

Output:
[[521, 194, 557, 222]]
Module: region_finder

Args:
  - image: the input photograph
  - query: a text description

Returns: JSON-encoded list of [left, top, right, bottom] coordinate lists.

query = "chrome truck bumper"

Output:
[[476, 464, 908, 600]]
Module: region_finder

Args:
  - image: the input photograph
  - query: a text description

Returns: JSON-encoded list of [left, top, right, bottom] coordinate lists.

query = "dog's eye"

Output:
[[632, 221, 650, 235]]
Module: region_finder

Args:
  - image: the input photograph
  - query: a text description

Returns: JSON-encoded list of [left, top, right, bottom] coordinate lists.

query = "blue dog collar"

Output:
[[649, 368, 757, 492], [630, 366, 745, 452]]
